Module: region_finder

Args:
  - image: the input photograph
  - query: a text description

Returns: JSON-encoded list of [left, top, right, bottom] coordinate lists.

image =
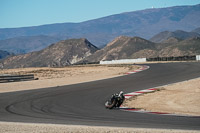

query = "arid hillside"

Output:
[[0, 38, 98, 68], [82, 36, 200, 63]]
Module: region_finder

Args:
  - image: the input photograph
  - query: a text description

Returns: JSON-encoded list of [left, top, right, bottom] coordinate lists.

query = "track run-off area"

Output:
[[0, 62, 200, 130]]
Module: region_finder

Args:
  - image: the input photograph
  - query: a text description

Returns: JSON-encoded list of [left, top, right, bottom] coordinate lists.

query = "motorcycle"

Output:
[[105, 93, 125, 109]]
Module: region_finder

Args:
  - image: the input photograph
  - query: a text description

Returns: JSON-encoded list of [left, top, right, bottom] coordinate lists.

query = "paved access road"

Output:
[[0, 62, 200, 130]]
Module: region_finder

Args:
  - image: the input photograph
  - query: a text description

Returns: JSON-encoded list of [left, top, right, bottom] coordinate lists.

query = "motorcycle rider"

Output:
[[117, 91, 125, 107], [112, 91, 125, 107], [105, 90, 125, 109]]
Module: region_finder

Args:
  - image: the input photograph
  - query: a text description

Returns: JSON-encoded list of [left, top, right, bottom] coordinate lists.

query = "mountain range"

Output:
[[0, 4, 200, 53], [0, 4, 200, 68], [1, 34, 200, 69], [0, 35, 61, 54], [0, 50, 12, 60], [192, 27, 200, 34]]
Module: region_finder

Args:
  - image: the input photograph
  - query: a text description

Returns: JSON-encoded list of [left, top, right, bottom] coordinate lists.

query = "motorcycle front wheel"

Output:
[[105, 99, 116, 109]]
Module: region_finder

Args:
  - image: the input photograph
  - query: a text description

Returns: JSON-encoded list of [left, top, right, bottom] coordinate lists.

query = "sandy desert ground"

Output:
[[0, 121, 199, 133], [124, 77, 200, 116], [0, 64, 199, 133]]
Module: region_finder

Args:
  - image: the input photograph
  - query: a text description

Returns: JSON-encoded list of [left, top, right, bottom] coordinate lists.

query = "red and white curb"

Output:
[[120, 88, 200, 117], [122, 65, 175, 115], [124, 88, 157, 99], [120, 87, 170, 115], [125, 65, 149, 75]]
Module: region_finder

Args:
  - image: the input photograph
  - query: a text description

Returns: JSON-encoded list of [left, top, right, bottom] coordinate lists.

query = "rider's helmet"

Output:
[[119, 91, 124, 96]]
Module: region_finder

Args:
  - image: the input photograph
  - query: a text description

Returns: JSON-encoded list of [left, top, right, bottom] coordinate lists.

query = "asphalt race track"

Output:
[[0, 62, 200, 130]]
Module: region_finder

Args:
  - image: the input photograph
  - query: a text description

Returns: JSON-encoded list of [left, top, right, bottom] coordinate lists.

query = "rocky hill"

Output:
[[158, 37, 200, 57], [82, 36, 156, 63], [150, 30, 200, 43], [0, 4, 200, 49], [82, 36, 200, 63], [0, 38, 98, 68]]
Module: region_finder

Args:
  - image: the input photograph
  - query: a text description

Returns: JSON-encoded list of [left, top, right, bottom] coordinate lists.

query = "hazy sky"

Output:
[[0, 0, 200, 28]]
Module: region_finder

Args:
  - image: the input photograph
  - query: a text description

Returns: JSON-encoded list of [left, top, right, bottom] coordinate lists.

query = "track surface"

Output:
[[0, 62, 200, 130]]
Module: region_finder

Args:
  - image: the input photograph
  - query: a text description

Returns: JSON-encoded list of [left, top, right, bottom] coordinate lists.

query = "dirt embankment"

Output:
[[124, 78, 200, 116]]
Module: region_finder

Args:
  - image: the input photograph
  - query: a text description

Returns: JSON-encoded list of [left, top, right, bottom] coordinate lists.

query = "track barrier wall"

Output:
[[147, 55, 196, 62], [100, 55, 199, 64], [100, 58, 146, 64], [0, 74, 36, 83], [196, 55, 200, 61]]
